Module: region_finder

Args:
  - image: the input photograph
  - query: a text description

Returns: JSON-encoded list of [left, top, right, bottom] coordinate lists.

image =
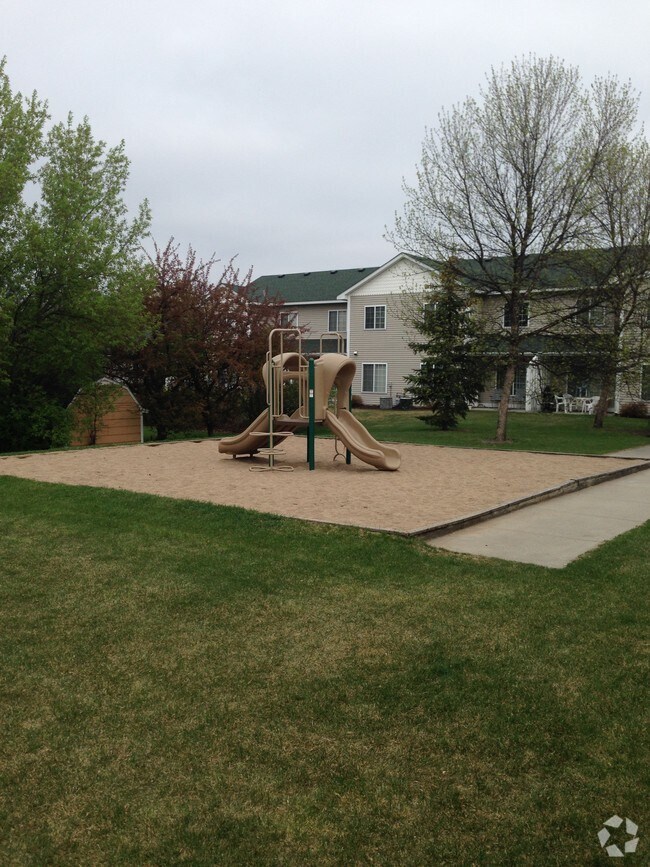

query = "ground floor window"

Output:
[[642, 365, 650, 401], [362, 363, 387, 393], [567, 378, 601, 398], [495, 365, 526, 396]]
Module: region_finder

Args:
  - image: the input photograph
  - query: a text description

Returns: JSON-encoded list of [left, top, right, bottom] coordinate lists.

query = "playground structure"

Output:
[[218, 328, 401, 471]]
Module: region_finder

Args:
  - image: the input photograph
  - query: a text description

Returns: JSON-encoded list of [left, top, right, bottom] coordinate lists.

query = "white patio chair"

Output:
[[562, 393, 576, 413], [555, 394, 571, 413], [584, 396, 600, 414]]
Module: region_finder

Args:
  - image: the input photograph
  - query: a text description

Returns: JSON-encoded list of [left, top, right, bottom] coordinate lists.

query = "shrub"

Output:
[[351, 394, 365, 408], [619, 401, 648, 418], [540, 386, 555, 413]]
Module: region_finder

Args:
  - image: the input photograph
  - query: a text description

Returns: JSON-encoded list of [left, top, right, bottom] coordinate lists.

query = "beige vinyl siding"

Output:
[[615, 367, 650, 410], [345, 260, 432, 404], [280, 303, 346, 339], [349, 258, 431, 298], [348, 292, 423, 404]]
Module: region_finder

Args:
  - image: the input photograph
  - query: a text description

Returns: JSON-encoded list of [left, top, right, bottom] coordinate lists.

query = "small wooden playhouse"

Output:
[[69, 378, 145, 447]]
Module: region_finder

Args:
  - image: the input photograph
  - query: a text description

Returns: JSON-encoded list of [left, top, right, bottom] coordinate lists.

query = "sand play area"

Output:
[[1, 437, 645, 535]]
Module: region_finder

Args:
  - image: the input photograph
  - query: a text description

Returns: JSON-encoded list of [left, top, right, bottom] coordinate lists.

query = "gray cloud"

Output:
[[4, 0, 650, 275]]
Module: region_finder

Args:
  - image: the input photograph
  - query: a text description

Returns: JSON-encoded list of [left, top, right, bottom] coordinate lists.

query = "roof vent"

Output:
[[329, 270, 338, 274], [303, 272, 311, 276], [277, 275, 285, 279]]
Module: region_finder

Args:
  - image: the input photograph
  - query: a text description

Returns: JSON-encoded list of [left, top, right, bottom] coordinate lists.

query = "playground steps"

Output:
[[276, 415, 309, 427], [251, 427, 295, 458], [249, 430, 293, 439]]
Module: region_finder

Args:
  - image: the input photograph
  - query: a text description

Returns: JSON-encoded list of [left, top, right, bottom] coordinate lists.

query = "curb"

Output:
[[411, 459, 650, 541]]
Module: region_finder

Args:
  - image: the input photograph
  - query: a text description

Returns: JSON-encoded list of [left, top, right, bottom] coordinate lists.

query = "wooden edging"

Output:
[[409, 458, 650, 541]]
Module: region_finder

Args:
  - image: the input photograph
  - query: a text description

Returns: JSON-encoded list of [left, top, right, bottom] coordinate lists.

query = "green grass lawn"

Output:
[[1, 477, 647, 864], [355, 408, 649, 454], [145, 409, 649, 457]]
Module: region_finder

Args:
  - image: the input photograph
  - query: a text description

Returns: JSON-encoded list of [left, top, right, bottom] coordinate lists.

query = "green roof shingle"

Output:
[[250, 267, 379, 304]]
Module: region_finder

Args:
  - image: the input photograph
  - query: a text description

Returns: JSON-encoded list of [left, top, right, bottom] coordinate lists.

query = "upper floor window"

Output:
[[574, 298, 606, 327], [503, 302, 529, 328], [328, 309, 347, 332], [365, 305, 386, 330], [279, 310, 298, 328]]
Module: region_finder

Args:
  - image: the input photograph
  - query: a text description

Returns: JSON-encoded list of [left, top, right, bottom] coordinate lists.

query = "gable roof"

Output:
[[250, 266, 379, 304], [336, 253, 430, 298], [68, 378, 145, 412]]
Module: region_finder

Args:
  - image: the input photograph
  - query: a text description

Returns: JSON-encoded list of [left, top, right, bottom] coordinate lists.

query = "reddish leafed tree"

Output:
[[111, 240, 281, 438]]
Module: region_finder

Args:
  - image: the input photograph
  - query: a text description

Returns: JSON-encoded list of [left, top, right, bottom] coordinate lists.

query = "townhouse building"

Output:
[[251, 253, 650, 412]]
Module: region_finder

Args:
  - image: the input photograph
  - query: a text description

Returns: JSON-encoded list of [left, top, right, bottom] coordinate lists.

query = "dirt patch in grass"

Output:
[[0, 438, 646, 534]]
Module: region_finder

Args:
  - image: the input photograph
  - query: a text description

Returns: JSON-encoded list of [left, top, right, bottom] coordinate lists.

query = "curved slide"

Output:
[[323, 409, 401, 471], [218, 410, 302, 456]]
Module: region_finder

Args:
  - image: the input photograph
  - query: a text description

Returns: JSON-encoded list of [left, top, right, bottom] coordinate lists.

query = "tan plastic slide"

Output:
[[324, 408, 401, 471], [218, 409, 303, 456], [219, 349, 401, 470]]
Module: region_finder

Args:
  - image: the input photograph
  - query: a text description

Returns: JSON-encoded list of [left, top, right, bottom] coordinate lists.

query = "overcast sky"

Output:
[[4, 0, 650, 277]]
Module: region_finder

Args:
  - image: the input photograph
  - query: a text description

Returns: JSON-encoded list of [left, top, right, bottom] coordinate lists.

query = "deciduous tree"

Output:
[[389, 56, 642, 441], [0, 57, 47, 388], [0, 59, 152, 450], [581, 113, 650, 428], [111, 241, 281, 439]]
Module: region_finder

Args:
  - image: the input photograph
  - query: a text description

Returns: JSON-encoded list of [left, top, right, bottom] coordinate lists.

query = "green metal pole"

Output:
[[268, 362, 274, 469], [308, 358, 315, 471], [346, 386, 351, 464]]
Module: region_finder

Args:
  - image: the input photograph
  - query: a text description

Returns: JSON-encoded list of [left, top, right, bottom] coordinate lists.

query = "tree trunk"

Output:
[[592, 376, 612, 430], [156, 424, 168, 441], [495, 362, 516, 442]]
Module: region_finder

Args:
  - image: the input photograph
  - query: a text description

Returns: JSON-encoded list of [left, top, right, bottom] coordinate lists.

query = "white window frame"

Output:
[[364, 305, 386, 330], [588, 305, 606, 327], [642, 365, 650, 402], [503, 302, 529, 328], [423, 300, 437, 316], [574, 298, 606, 327], [495, 364, 526, 396], [362, 363, 388, 393], [279, 310, 298, 328], [328, 309, 347, 333]]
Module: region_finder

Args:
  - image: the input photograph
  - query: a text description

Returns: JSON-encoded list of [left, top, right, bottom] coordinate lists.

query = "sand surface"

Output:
[[1, 437, 644, 534]]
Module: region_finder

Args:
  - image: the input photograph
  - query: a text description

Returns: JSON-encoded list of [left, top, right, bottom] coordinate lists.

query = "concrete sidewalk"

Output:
[[428, 444, 650, 568]]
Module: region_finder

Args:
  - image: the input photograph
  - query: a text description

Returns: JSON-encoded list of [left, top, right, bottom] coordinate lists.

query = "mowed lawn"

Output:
[[1, 476, 647, 865], [144, 409, 650, 456], [356, 408, 649, 454]]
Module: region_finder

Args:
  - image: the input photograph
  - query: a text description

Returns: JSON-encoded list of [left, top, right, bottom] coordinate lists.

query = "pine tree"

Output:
[[404, 261, 488, 430]]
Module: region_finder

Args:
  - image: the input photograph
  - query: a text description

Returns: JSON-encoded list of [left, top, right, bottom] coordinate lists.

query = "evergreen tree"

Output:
[[404, 261, 488, 430]]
